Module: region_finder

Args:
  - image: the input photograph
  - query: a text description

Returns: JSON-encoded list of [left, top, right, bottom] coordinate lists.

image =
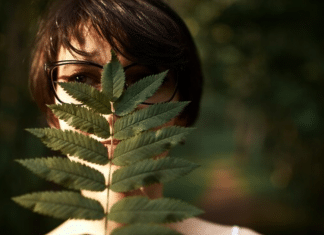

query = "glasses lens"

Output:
[[50, 62, 178, 105], [51, 63, 102, 104], [124, 65, 178, 104]]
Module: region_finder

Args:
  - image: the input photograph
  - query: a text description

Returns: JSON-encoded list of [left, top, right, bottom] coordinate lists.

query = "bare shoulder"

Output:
[[170, 218, 261, 235]]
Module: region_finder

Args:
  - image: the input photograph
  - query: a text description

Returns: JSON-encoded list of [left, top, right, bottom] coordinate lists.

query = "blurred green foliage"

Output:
[[1, 0, 324, 234], [165, 0, 324, 234]]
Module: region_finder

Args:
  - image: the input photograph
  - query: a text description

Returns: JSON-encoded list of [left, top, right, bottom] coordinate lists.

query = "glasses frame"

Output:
[[44, 60, 179, 105]]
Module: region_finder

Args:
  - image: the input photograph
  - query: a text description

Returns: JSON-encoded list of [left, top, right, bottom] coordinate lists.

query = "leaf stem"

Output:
[[105, 103, 115, 235]]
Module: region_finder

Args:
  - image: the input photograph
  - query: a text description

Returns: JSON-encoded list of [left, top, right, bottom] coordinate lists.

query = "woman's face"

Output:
[[54, 25, 180, 216], [55, 25, 180, 134]]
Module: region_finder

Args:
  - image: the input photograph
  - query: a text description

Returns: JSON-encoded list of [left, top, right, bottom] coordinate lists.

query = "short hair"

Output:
[[29, 0, 203, 127]]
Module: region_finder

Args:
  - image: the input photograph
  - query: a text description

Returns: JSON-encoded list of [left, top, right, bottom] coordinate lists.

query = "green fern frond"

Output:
[[114, 102, 190, 140], [16, 157, 105, 191], [15, 53, 203, 235], [49, 104, 110, 139], [101, 51, 125, 102], [111, 157, 199, 192], [27, 128, 108, 165], [108, 196, 203, 224], [114, 71, 168, 116], [12, 191, 104, 220], [111, 224, 182, 235], [58, 82, 112, 114], [113, 126, 194, 166]]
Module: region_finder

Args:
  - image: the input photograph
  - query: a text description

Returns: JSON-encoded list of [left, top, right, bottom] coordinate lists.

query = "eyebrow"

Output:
[[71, 52, 137, 70]]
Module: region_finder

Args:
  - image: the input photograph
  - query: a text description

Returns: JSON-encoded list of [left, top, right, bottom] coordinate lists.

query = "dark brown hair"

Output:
[[30, 0, 203, 127]]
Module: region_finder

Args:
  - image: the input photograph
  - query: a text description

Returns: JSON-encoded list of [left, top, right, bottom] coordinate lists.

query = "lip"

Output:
[[101, 138, 120, 145]]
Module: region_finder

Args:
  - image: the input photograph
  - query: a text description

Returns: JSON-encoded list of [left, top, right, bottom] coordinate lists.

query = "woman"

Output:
[[30, 0, 260, 234]]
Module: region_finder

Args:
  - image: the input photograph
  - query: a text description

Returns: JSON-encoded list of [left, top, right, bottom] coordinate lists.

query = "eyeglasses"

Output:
[[44, 60, 178, 105]]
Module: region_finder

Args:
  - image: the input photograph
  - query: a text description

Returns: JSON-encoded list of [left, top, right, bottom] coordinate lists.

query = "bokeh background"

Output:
[[1, 0, 324, 234]]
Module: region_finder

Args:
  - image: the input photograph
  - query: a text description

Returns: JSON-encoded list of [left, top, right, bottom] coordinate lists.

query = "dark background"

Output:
[[1, 0, 324, 234]]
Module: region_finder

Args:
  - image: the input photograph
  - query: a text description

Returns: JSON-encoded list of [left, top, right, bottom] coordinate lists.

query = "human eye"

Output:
[[56, 64, 101, 89], [58, 72, 100, 89], [69, 73, 96, 85]]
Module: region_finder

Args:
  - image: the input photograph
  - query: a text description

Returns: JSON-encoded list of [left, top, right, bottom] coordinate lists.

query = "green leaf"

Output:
[[58, 82, 112, 114], [114, 102, 190, 140], [48, 104, 110, 139], [101, 51, 125, 101], [27, 128, 108, 165], [108, 196, 203, 223], [111, 224, 182, 235], [113, 126, 194, 166], [114, 71, 168, 116], [12, 191, 104, 220], [111, 157, 199, 193], [16, 157, 105, 191]]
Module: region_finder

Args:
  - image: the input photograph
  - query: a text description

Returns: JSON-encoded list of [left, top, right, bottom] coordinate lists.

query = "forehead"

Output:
[[57, 24, 131, 66]]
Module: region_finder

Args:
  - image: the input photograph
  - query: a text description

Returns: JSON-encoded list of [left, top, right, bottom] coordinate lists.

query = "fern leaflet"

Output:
[[108, 196, 203, 223], [49, 103, 110, 139], [101, 51, 125, 102], [16, 157, 105, 191], [113, 126, 194, 166], [59, 82, 112, 114], [114, 71, 167, 116], [27, 128, 108, 165], [12, 191, 104, 220], [114, 101, 190, 140], [111, 157, 198, 192]]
